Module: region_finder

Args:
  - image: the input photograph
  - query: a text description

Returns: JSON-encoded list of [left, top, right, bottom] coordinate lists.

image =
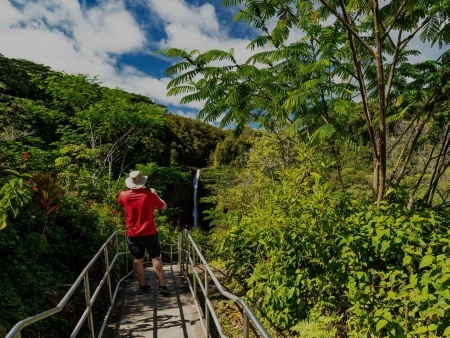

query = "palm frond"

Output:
[[167, 85, 196, 96], [247, 36, 272, 50], [155, 48, 189, 59], [167, 70, 199, 88], [343, 137, 360, 151], [309, 123, 336, 142]]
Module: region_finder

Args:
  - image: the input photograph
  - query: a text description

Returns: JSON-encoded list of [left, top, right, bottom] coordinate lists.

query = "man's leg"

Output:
[[151, 257, 165, 286], [152, 257, 170, 296], [134, 258, 146, 287]]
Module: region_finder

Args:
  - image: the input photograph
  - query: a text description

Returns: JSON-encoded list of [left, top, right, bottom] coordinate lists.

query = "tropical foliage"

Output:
[[158, 0, 450, 206], [155, 6, 450, 331], [2, 0, 450, 336], [0, 54, 224, 336], [206, 132, 450, 336]]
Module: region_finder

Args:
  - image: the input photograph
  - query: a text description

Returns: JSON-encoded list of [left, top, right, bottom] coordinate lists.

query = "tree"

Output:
[[34, 72, 166, 196], [164, 113, 226, 167], [158, 0, 450, 205]]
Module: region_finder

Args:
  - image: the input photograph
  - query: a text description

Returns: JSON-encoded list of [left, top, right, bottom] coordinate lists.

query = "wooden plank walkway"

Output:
[[104, 263, 204, 338]]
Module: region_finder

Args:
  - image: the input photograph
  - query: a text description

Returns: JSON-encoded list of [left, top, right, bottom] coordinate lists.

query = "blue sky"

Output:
[[1, 0, 448, 126], [0, 0, 259, 123]]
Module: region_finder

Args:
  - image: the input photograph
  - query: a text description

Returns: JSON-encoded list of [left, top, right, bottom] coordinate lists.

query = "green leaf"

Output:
[[428, 324, 438, 331], [376, 319, 388, 332], [3, 169, 21, 176], [310, 172, 322, 185], [403, 255, 412, 266], [380, 240, 390, 253], [309, 123, 336, 142], [9, 198, 19, 217], [419, 255, 434, 269], [443, 326, 450, 335], [439, 273, 450, 284], [414, 326, 427, 334], [384, 187, 396, 198]]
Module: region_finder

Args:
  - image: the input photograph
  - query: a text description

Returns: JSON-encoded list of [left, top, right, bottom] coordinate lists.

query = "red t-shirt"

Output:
[[117, 188, 165, 237]]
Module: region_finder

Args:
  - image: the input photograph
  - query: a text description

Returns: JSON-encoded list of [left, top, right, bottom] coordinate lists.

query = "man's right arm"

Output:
[[150, 188, 167, 210]]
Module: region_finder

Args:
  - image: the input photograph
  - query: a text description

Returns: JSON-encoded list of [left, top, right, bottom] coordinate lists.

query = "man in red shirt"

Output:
[[118, 171, 169, 296]]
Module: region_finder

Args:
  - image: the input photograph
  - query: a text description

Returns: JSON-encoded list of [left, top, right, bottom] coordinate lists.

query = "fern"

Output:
[[344, 137, 360, 151], [180, 92, 206, 104], [165, 62, 193, 76], [283, 78, 322, 111], [420, 15, 441, 45], [247, 35, 271, 50], [167, 70, 199, 88], [309, 123, 336, 142], [201, 49, 236, 63], [155, 48, 189, 59], [167, 85, 196, 96]]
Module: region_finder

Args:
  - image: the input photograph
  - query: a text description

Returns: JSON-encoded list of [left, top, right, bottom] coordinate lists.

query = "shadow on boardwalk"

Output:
[[104, 263, 203, 338]]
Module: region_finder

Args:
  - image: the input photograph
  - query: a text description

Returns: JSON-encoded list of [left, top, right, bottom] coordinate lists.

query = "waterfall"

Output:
[[192, 169, 200, 229]]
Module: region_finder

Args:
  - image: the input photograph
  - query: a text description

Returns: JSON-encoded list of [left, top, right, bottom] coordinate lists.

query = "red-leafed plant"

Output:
[[32, 173, 64, 239]]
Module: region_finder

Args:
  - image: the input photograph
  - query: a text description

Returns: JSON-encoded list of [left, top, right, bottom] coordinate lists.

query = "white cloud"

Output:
[[149, 0, 221, 37], [0, 1, 24, 26], [74, 1, 146, 57], [147, 0, 258, 64], [0, 0, 146, 74], [0, 0, 259, 117], [171, 109, 200, 121], [103, 66, 205, 110]]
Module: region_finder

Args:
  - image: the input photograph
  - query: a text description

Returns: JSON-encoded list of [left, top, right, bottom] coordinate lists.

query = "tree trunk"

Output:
[[373, 0, 387, 203]]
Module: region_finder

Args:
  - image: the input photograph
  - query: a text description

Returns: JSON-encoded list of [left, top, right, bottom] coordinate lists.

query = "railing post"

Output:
[[243, 311, 249, 338], [83, 273, 95, 338], [116, 233, 122, 279], [104, 246, 113, 305], [170, 243, 173, 263], [178, 234, 182, 267], [181, 233, 185, 271], [182, 233, 185, 270], [185, 240, 189, 274], [193, 249, 197, 299], [205, 272, 210, 337], [125, 235, 130, 274]]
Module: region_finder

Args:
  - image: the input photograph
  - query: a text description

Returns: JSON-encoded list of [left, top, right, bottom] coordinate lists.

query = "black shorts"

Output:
[[126, 233, 161, 259]]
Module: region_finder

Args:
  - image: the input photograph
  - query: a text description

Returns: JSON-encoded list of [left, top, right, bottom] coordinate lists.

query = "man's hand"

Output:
[[150, 188, 157, 194]]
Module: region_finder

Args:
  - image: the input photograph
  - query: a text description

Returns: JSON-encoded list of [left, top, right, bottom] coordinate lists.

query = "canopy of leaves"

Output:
[[158, 0, 450, 205]]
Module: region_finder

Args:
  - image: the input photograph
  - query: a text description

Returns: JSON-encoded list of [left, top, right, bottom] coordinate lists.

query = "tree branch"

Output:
[[381, 0, 409, 41], [319, 0, 376, 57]]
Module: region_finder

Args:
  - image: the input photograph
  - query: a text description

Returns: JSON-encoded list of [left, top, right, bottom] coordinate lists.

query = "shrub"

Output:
[[212, 167, 450, 336]]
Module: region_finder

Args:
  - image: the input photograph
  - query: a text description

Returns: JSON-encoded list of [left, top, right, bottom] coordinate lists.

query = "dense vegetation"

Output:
[[203, 133, 450, 337], [159, 0, 450, 337], [0, 54, 225, 336], [2, 0, 450, 337]]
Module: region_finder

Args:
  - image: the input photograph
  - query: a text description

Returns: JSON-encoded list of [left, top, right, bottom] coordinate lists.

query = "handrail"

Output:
[[179, 230, 270, 338], [6, 230, 267, 338], [6, 232, 127, 338], [5, 232, 178, 338]]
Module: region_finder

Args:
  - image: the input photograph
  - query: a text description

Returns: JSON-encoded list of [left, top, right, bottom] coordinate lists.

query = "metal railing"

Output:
[[179, 230, 270, 338], [6, 230, 268, 338], [5, 231, 134, 338]]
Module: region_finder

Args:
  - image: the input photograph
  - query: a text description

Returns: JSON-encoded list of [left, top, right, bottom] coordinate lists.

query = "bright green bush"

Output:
[[343, 198, 450, 336], [291, 315, 339, 338], [212, 167, 450, 336]]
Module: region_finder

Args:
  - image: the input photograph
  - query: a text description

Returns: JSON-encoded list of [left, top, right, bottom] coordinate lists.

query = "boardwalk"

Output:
[[105, 263, 204, 338]]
